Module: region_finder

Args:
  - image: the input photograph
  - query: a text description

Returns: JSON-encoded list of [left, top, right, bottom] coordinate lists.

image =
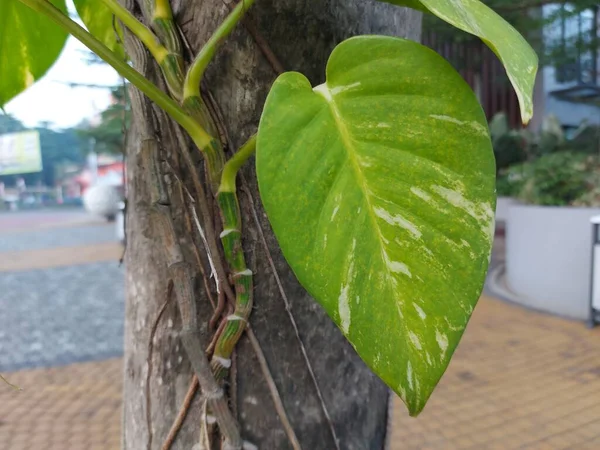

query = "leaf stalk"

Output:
[[183, 0, 256, 101], [18, 0, 212, 153], [220, 134, 257, 193]]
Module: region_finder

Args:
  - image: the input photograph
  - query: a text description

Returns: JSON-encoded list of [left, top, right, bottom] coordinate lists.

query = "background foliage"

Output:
[[77, 85, 130, 155]]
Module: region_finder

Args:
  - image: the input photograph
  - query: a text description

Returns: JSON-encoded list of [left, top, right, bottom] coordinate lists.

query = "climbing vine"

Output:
[[2, 0, 537, 447]]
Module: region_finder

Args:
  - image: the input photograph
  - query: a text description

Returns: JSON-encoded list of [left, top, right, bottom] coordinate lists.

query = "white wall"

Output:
[[506, 205, 600, 320]]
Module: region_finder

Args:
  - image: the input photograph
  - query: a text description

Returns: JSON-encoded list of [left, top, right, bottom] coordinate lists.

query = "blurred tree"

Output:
[[0, 113, 26, 134], [77, 84, 130, 155], [36, 126, 83, 185]]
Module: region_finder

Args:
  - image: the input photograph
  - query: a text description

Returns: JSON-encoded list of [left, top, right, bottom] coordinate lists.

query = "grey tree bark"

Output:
[[123, 1, 421, 449]]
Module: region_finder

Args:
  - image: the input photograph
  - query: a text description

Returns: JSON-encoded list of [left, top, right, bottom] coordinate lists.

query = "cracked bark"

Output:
[[123, 1, 422, 449]]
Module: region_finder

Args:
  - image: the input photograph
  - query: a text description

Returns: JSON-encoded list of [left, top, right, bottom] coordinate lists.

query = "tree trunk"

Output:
[[123, 1, 421, 449]]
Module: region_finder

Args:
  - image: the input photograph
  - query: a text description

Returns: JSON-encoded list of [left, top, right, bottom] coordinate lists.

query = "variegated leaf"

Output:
[[257, 36, 495, 415], [73, 0, 125, 59], [386, 0, 538, 124], [0, 0, 68, 107]]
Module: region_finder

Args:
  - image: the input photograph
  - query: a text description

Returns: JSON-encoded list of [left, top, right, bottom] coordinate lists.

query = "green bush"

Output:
[[493, 133, 529, 171], [564, 123, 600, 155], [489, 113, 600, 174], [490, 112, 529, 171], [504, 152, 597, 206], [496, 173, 519, 197]]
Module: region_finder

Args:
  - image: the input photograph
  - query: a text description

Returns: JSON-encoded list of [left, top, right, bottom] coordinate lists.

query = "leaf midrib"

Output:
[[313, 83, 398, 302]]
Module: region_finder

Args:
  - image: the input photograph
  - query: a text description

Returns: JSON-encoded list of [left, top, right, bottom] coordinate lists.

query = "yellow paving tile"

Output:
[[0, 359, 122, 449], [390, 295, 600, 449], [1, 294, 600, 449], [0, 242, 123, 272]]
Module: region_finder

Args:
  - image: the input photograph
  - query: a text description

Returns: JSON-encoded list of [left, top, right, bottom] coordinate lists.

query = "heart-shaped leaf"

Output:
[[386, 0, 538, 124], [0, 0, 68, 107], [257, 36, 495, 415], [73, 0, 125, 59]]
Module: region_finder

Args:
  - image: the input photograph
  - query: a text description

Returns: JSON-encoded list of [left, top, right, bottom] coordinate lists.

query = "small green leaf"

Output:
[[257, 36, 495, 415], [388, 0, 538, 124], [73, 0, 125, 59], [0, 0, 68, 107]]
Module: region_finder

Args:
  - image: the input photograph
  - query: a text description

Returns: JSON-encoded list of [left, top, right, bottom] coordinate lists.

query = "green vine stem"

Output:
[[220, 134, 257, 192], [183, 0, 256, 102], [180, 0, 256, 192], [143, 0, 183, 58], [101, 0, 185, 102], [25, 0, 256, 390], [17, 0, 228, 188], [111, 0, 225, 189], [134, 0, 225, 193], [0, 373, 21, 391], [210, 135, 257, 381]]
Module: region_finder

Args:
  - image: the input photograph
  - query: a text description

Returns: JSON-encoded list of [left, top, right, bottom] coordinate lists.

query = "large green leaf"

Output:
[[257, 36, 495, 415], [0, 0, 68, 107], [387, 0, 538, 124], [73, 0, 125, 59]]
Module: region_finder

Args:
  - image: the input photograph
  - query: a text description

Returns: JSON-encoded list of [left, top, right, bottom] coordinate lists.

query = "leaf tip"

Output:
[[407, 404, 425, 417], [521, 108, 534, 127]]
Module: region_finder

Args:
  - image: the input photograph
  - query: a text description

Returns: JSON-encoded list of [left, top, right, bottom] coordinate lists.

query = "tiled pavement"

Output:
[[0, 210, 124, 450], [0, 224, 116, 253], [389, 295, 600, 449], [0, 261, 124, 371], [2, 295, 599, 450], [0, 359, 121, 450], [2, 211, 600, 449], [0, 211, 125, 373]]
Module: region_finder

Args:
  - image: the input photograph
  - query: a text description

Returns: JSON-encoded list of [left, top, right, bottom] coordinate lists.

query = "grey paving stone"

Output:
[[0, 261, 125, 371], [0, 224, 117, 253]]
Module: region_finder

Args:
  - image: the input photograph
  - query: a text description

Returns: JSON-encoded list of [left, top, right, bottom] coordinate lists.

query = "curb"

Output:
[[485, 263, 521, 303]]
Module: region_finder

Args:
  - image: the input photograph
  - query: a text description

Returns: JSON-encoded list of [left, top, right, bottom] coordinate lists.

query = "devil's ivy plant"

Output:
[[2, 0, 537, 419], [73, 0, 125, 58], [0, 0, 67, 106], [257, 36, 495, 414]]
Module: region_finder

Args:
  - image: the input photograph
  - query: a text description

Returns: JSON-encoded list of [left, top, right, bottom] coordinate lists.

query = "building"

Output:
[[540, 4, 599, 131], [424, 4, 599, 131]]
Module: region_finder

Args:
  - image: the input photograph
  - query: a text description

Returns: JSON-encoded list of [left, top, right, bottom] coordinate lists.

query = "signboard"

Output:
[[0, 130, 43, 176]]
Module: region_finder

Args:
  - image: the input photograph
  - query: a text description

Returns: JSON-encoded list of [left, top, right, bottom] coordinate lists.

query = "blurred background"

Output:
[[1, 2, 600, 449]]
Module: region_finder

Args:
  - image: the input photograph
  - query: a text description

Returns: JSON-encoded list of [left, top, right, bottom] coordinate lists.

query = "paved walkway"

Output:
[[0, 210, 124, 373], [2, 295, 599, 449], [0, 209, 124, 449], [0, 359, 121, 450], [390, 295, 600, 449], [1, 211, 600, 449], [0, 209, 105, 233]]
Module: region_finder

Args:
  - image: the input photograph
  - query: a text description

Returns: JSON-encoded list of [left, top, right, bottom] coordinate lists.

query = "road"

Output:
[[0, 208, 125, 372]]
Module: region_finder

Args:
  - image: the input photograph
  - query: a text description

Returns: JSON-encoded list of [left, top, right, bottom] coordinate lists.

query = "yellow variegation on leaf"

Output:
[[257, 36, 496, 415], [73, 0, 125, 59], [0, 0, 68, 107]]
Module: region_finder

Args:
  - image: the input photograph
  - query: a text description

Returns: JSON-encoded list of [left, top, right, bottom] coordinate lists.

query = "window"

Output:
[[547, 4, 598, 85]]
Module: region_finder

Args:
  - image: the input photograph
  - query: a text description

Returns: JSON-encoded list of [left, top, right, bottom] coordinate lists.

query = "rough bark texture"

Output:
[[123, 1, 421, 449]]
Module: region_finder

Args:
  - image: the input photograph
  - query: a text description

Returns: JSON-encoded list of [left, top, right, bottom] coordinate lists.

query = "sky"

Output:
[[5, 14, 121, 130]]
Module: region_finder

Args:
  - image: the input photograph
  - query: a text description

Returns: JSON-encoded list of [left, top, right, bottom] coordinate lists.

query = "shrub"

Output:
[[489, 113, 599, 174], [504, 152, 596, 206]]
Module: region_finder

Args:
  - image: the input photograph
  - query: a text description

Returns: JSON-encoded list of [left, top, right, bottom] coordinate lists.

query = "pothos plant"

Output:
[[2, 0, 537, 447]]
